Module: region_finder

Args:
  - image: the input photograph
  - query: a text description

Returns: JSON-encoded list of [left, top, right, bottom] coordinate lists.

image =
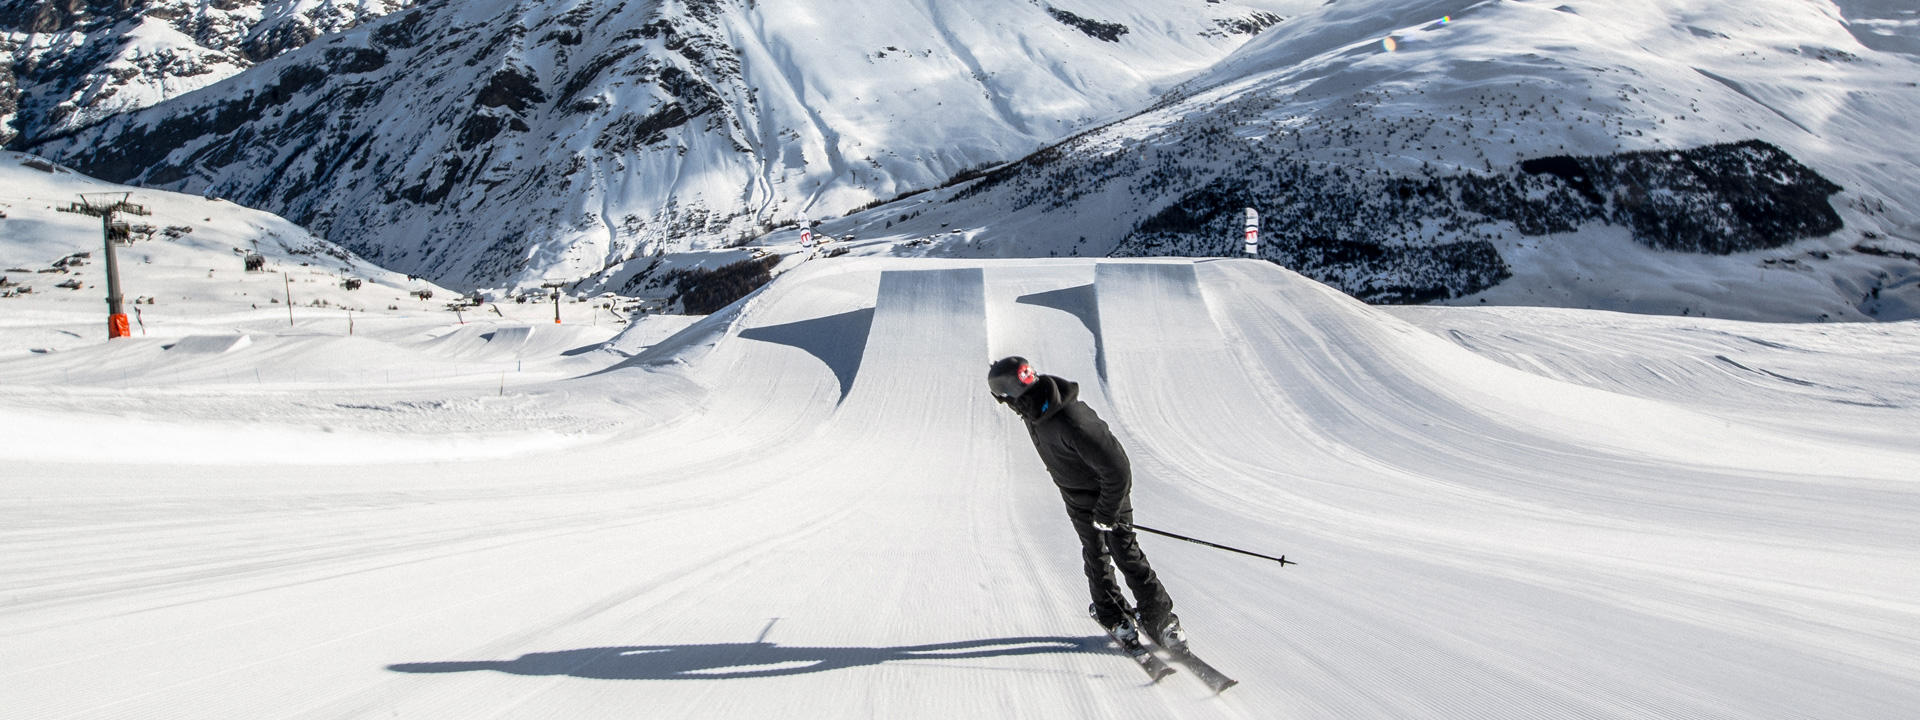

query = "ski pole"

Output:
[[1128, 524, 1294, 566]]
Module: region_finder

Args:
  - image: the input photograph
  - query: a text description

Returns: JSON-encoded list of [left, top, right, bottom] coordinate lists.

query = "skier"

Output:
[[987, 356, 1183, 650]]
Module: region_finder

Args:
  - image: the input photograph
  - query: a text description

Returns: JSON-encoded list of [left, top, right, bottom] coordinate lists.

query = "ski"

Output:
[[1135, 612, 1238, 693], [1160, 644, 1238, 693], [1092, 613, 1176, 682]]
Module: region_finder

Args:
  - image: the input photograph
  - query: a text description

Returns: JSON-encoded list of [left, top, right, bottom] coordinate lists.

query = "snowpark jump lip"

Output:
[[841, 268, 988, 412], [6, 257, 1918, 718], [727, 268, 985, 406]]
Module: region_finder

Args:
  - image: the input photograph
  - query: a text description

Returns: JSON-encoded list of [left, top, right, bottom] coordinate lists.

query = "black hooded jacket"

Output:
[[1001, 375, 1132, 524]]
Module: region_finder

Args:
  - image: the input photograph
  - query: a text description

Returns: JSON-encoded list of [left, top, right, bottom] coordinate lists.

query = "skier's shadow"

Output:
[[389, 635, 1110, 680]]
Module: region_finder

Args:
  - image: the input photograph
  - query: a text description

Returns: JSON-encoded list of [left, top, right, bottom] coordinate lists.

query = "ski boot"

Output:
[[1092, 604, 1139, 644], [1092, 604, 1174, 681], [1137, 611, 1187, 652]]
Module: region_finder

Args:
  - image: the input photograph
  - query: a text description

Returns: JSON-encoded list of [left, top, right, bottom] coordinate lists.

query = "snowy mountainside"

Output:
[[817, 0, 1920, 322], [0, 150, 459, 352], [0, 147, 649, 436], [0, 0, 413, 145], [25, 0, 1307, 289]]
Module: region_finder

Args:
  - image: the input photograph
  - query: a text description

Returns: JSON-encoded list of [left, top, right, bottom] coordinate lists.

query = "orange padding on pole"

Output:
[[108, 313, 131, 339]]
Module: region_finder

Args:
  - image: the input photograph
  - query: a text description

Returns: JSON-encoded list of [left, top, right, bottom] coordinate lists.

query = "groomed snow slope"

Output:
[[3, 258, 1918, 718]]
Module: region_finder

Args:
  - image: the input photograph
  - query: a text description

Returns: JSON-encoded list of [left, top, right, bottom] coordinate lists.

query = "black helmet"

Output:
[[988, 356, 1038, 398]]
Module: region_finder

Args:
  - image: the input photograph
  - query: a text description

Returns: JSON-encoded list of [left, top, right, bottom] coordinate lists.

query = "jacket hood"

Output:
[[1012, 375, 1078, 423]]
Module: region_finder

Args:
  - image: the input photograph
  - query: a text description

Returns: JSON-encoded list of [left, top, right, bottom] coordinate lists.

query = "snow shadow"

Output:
[[1015, 284, 1105, 381], [1831, 0, 1920, 57], [387, 635, 1109, 680], [737, 307, 874, 402]]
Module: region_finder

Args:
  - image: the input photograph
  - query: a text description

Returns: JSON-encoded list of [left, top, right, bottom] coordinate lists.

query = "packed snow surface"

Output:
[[3, 257, 1918, 717]]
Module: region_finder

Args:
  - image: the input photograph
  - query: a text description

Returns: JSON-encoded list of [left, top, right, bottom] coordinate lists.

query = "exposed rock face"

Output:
[[27, 0, 1289, 287], [1046, 7, 1128, 43], [2, 0, 411, 143], [0, 1, 99, 35], [0, 32, 18, 144], [1516, 141, 1844, 255]]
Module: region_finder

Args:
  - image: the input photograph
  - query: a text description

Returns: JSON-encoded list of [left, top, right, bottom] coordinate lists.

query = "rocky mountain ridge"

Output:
[[2, 0, 412, 145]]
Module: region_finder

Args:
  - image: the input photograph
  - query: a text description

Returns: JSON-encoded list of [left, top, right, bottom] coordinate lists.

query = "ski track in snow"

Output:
[[3, 258, 1918, 718]]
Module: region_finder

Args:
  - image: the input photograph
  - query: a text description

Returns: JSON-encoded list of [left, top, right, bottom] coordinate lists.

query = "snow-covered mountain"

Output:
[[23, 0, 1303, 288], [807, 0, 1920, 322], [1, 1, 413, 145], [18, 0, 1920, 322]]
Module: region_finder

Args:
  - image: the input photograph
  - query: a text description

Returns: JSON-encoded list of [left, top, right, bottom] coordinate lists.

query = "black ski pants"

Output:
[[1069, 508, 1174, 628]]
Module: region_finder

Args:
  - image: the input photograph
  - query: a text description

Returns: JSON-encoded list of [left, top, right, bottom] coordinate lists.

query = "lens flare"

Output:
[[1383, 36, 1398, 52]]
